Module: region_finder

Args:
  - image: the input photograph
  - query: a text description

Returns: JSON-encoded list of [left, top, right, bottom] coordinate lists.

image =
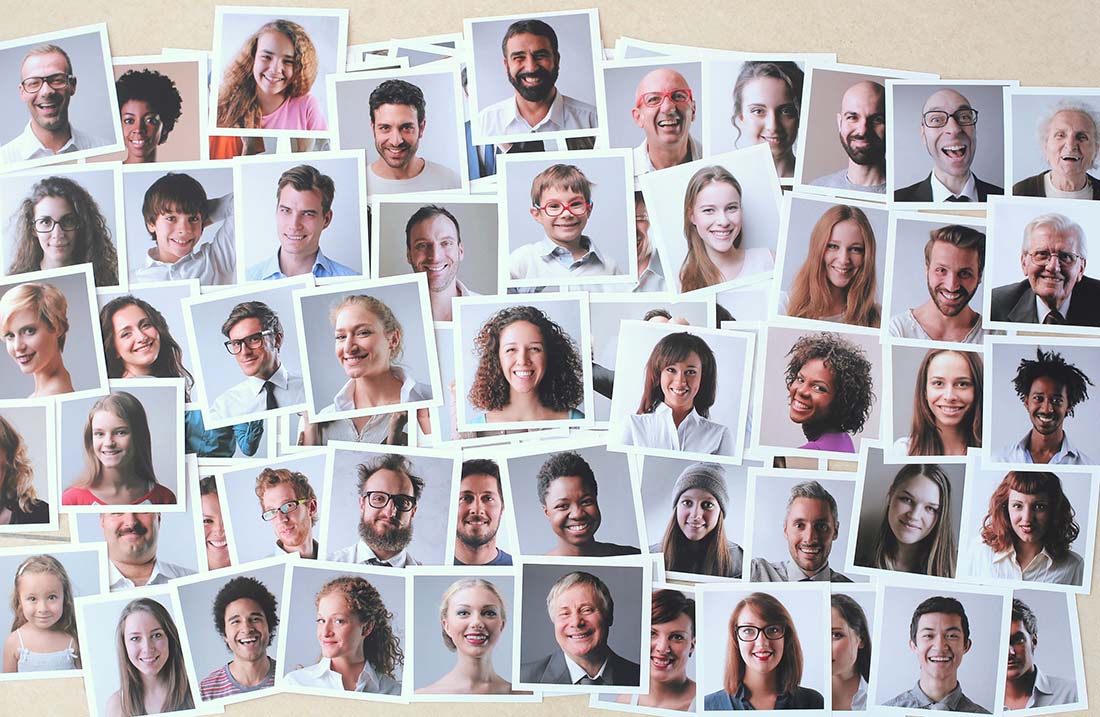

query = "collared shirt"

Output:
[[270, 538, 319, 560], [479, 90, 598, 137], [884, 680, 991, 713], [367, 159, 461, 195], [620, 402, 734, 456], [995, 429, 1094, 465], [961, 535, 1084, 586], [1008, 667, 1078, 709], [748, 557, 852, 583], [888, 309, 989, 344], [208, 363, 305, 424], [246, 247, 359, 281], [509, 235, 622, 281], [0, 121, 109, 163], [852, 675, 869, 710], [320, 366, 430, 417], [635, 252, 667, 293], [328, 539, 420, 567], [1036, 293, 1073, 324], [563, 651, 608, 685], [283, 657, 401, 694], [632, 135, 702, 176], [930, 171, 979, 202], [133, 194, 236, 286], [109, 559, 194, 592]]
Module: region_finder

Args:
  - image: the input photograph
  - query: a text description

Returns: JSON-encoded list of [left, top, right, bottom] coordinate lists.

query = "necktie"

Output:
[[578, 675, 604, 685], [263, 380, 277, 410], [366, 558, 389, 566], [945, 195, 970, 202], [1044, 309, 1066, 325]]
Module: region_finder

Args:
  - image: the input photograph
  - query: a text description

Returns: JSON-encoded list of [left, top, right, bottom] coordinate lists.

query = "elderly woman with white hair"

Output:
[[1013, 99, 1100, 199]]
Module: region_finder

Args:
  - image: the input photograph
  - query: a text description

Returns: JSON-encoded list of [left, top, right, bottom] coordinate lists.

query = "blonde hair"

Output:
[[679, 166, 744, 292], [0, 415, 38, 513], [9, 555, 78, 642], [0, 282, 69, 351], [329, 294, 404, 362], [438, 578, 507, 651]]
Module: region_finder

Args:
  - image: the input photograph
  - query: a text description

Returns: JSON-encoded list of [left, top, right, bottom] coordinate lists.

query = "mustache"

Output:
[[116, 523, 148, 537]]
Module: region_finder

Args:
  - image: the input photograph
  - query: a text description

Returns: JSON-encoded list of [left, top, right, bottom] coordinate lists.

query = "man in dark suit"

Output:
[[895, 88, 1004, 203], [990, 212, 1100, 326], [520, 571, 641, 686]]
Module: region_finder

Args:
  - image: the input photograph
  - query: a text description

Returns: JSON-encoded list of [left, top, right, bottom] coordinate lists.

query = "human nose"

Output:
[[379, 497, 397, 518], [763, 110, 778, 131]]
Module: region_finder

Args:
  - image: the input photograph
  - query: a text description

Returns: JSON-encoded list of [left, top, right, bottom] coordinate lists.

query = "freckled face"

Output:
[[316, 592, 369, 661]]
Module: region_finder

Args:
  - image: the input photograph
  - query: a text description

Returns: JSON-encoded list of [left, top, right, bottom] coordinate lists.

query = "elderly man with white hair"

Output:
[[1013, 100, 1100, 199]]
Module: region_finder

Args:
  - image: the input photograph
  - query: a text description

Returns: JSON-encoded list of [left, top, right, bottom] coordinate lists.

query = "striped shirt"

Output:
[[200, 659, 276, 700]]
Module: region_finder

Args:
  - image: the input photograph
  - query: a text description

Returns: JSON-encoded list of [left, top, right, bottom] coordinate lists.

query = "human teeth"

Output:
[[929, 656, 952, 662]]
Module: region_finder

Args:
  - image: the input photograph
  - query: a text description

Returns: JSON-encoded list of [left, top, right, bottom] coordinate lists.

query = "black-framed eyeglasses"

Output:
[[534, 199, 592, 217], [636, 88, 693, 108], [261, 499, 310, 521], [361, 490, 416, 513], [922, 108, 979, 128], [735, 624, 786, 642], [1025, 249, 1082, 266], [33, 215, 80, 233], [20, 73, 73, 93], [224, 330, 274, 354]]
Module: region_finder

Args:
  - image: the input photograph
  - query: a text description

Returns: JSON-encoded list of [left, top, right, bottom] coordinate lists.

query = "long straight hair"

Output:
[[868, 464, 957, 577], [115, 598, 194, 717], [907, 349, 983, 456], [75, 392, 157, 490], [679, 166, 744, 292], [660, 507, 734, 577]]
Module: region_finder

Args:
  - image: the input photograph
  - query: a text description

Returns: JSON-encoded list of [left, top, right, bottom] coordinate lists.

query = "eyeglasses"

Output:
[[33, 215, 80, 233], [224, 330, 274, 354], [361, 490, 416, 513], [636, 88, 693, 108], [922, 108, 979, 128], [261, 498, 310, 521], [534, 199, 592, 217], [1025, 249, 1082, 266], [20, 73, 73, 93], [735, 624, 786, 642]]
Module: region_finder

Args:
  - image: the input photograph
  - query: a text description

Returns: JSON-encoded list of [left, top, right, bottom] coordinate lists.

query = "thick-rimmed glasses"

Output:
[[33, 216, 80, 233], [224, 330, 273, 354], [534, 200, 592, 217], [361, 490, 416, 513], [20, 73, 73, 93], [735, 624, 786, 641], [922, 108, 979, 128], [261, 499, 310, 521], [1025, 249, 1082, 266], [635, 88, 693, 108]]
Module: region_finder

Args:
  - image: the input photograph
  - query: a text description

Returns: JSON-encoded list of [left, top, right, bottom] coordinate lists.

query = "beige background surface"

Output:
[[1, 1, 1096, 714]]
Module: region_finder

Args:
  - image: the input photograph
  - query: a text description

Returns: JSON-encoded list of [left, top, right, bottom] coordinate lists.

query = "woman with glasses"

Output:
[[8, 176, 120, 287], [703, 592, 823, 710], [0, 282, 75, 398]]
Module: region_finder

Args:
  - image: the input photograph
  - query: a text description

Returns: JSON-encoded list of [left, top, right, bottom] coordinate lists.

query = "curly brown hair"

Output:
[[784, 332, 875, 436], [318, 576, 403, 678], [467, 305, 584, 413]]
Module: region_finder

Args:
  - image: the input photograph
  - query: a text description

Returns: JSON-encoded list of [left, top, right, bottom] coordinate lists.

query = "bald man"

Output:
[[631, 67, 700, 175], [895, 88, 1003, 202], [809, 80, 887, 193]]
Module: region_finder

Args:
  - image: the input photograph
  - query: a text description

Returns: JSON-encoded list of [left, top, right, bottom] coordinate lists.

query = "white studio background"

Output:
[[887, 215, 988, 319], [98, 282, 198, 382], [1011, 588, 1081, 682], [0, 547, 104, 632], [888, 343, 984, 443]]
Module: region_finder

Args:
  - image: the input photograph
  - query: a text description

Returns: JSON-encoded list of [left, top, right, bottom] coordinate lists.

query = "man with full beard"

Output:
[[329, 453, 424, 566], [809, 80, 887, 193], [888, 225, 992, 343], [100, 511, 195, 591], [478, 19, 598, 139], [453, 458, 513, 565]]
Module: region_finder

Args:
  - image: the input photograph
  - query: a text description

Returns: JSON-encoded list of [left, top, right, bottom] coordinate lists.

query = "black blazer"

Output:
[[519, 649, 641, 686], [1012, 171, 1100, 199], [990, 276, 1100, 326], [894, 172, 1003, 202]]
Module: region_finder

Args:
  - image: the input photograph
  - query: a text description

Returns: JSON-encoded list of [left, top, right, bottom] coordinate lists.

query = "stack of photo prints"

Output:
[[1, 5, 1098, 716]]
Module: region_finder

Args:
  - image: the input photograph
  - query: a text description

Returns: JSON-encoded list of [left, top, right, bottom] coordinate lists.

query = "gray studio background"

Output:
[[175, 562, 286, 682], [332, 68, 465, 194], [778, 195, 888, 305], [221, 452, 328, 564], [297, 279, 434, 412], [0, 167, 121, 284], [0, 30, 118, 146], [321, 447, 453, 565], [0, 403, 51, 507], [886, 215, 988, 320], [502, 153, 632, 273], [215, 11, 343, 130], [890, 83, 1008, 192], [74, 507, 201, 574], [756, 326, 882, 451], [601, 60, 704, 152], [237, 154, 367, 276], [98, 282, 198, 386], [375, 198, 499, 295], [504, 443, 641, 555], [1010, 588, 1082, 684], [832, 586, 876, 665], [853, 446, 965, 574], [455, 295, 587, 423], [432, 324, 459, 440], [394, 46, 453, 68], [888, 343, 984, 445], [281, 564, 406, 679], [1008, 92, 1100, 187], [0, 268, 104, 399], [987, 341, 1100, 454], [411, 573, 516, 688], [122, 164, 235, 285], [517, 562, 643, 671], [0, 547, 103, 635], [873, 585, 1005, 711], [58, 381, 182, 500]]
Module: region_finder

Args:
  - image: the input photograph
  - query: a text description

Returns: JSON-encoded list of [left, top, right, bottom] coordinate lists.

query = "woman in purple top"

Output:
[[783, 333, 874, 453]]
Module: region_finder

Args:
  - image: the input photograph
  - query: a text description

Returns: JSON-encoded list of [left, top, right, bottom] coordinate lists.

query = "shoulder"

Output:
[[991, 279, 1029, 301], [147, 484, 177, 504], [607, 650, 641, 682], [560, 94, 598, 116], [282, 664, 318, 686], [519, 653, 555, 681], [974, 175, 1004, 198], [423, 159, 460, 183], [1012, 172, 1047, 197], [1072, 274, 1100, 297], [703, 690, 733, 709], [61, 487, 96, 506], [894, 175, 932, 201], [787, 685, 825, 708], [105, 690, 122, 717]]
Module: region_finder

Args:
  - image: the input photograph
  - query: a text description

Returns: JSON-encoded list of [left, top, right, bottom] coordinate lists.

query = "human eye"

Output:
[[851, 245, 865, 254], [545, 201, 564, 212], [701, 500, 715, 510], [555, 502, 569, 511], [926, 504, 940, 515], [781, 105, 798, 117], [826, 241, 839, 251], [483, 608, 498, 618], [831, 630, 844, 640], [1010, 500, 1023, 510], [123, 116, 134, 125], [930, 378, 944, 387], [870, 114, 885, 125], [164, 214, 176, 223], [844, 113, 857, 122], [685, 368, 698, 376], [187, 214, 201, 224], [748, 105, 766, 116], [1035, 501, 1049, 512], [812, 383, 828, 393], [334, 332, 346, 342], [900, 495, 913, 506]]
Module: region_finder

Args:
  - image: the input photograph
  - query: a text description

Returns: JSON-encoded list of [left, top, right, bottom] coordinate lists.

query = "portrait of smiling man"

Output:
[[366, 79, 460, 194], [809, 80, 887, 193], [749, 480, 853, 582], [631, 67, 700, 175], [100, 511, 195, 592], [330, 453, 424, 567], [199, 575, 280, 700], [453, 458, 513, 566], [405, 204, 480, 322]]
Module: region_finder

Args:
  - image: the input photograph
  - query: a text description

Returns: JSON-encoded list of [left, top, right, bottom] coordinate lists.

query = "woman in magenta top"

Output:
[[61, 392, 176, 506], [783, 333, 875, 454]]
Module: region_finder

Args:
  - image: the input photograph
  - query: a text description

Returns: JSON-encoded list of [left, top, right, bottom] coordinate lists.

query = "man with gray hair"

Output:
[[519, 571, 641, 686], [990, 212, 1100, 326], [749, 480, 852, 582]]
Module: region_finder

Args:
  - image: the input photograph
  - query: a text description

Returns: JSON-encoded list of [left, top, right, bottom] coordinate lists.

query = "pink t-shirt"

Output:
[[260, 93, 328, 131], [61, 483, 177, 506]]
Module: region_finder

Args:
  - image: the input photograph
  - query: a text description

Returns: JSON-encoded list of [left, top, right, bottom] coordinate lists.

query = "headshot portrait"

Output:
[[450, 457, 516, 566], [639, 145, 783, 295], [0, 28, 121, 167], [0, 402, 54, 530], [885, 217, 994, 344], [830, 588, 876, 711], [239, 154, 366, 282], [104, 55, 205, 164], [986, 340, 1100, 466], [499, 151, 634, 288], [1, 166, 122, 289], [1008, 90, 1100, 199], [852, 445, 963, 580], [329, 67, 466, 195], [516, 561, 646, 691], [890, 82, 1009, 204], [1001, 589, 1084, 711], [466, 12, 602, 145], [773, 195, 888, 328], [198, 475, 231, 571]]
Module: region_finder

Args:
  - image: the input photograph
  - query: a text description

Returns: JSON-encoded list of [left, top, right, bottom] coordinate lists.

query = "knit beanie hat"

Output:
[[671, 462, 728, 515]]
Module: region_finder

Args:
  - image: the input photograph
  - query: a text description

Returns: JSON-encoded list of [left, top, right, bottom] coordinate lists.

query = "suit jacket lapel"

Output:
[[1008, 283, 1039, 323]]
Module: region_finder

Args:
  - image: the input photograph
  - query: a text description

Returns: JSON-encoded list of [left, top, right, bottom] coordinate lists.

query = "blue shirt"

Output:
[[704, 684, 824, 710], [454, 548, 513, 566], [184, 410, 263, 458], [246, 248, 358, 281]]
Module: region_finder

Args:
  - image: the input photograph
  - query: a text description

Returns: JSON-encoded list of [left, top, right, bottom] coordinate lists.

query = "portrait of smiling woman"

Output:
[[652, 462, 743, 578], [0, 282, 74, 398], [732, 61, 804, 180], [783, 332, 875, 453], [896, 348, 983, 457], [106, 598, 194, 717], [534, 451, 639, 557]]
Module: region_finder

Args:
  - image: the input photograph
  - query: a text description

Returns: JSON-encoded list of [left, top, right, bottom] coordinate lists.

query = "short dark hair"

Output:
[[277, 164, 335, 215], [924, 224, 986, 275], [909, 595, 970, 645], [356, 453, 425, 502], [461, 458, 502, 500], [642, 308, 672, 322], [404, 204, 461, 251], [536, 451, 597, 506], [115, 69, 184, 141], [221, 301, 283, 340], [199, 475, 217, 496], [369, 79, 426, 124], [212, 576, 279, 644], [1012, 348, 1092, 415], [652, 589, 695, 634], [501, 19, 559, 56], [142, 173, 207, 239], [1011, 598, 1038, 638]]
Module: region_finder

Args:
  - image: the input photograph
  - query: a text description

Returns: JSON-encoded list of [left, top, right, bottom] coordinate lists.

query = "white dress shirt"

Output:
[[509, 236, 622, 281], [961, 535, 1084, 585], [109, 559, 195, 592], [930, 171, 979, 202], [320, 366, 430, 415], [632, 135, 702, 175], [0, 121, 109, 163], [479, 90, 598, 137], [328, 539, 420, 567], [283, 657, 401, 694], [620, 402, 734, 456], [133, 194, 236, 285], [209, 363, 305, 423], [563, 651, 608, 685]]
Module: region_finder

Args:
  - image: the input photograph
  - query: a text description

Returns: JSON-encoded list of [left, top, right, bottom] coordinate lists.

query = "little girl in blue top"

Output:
[[2, 555, 80, 672]]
